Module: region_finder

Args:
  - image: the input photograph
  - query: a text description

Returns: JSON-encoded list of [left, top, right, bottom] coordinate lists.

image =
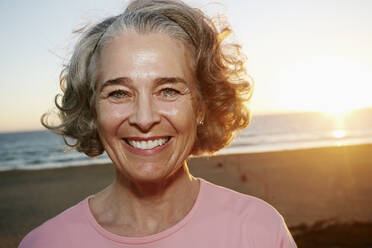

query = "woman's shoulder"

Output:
[[198, 178, 297, 247], [18, 197, 89, 248], [199, 178, 289, 231], [200, 178, 282, 218]]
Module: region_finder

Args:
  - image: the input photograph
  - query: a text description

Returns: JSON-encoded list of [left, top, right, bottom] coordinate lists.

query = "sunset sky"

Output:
[[1, 0, 371, 132]]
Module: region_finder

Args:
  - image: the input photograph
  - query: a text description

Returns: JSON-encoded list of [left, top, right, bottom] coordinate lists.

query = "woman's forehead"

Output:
[[97, 31, 196, 87]]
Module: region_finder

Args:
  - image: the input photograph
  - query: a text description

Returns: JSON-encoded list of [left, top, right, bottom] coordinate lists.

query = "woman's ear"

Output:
[[196, 108, 205, 126], [193, 87, 206, 126]]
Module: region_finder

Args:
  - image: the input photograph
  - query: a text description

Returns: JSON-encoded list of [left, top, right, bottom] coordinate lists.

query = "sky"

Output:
[[1, 0, 371, 132]]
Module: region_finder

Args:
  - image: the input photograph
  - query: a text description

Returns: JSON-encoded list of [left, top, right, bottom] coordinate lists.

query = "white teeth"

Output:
[[127, 138, 168, 150]]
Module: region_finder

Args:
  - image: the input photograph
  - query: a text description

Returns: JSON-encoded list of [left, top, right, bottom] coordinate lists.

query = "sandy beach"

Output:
[[1, 144, 372, 247]]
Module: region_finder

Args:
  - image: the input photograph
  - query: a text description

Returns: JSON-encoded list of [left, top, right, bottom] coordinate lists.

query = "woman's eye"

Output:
[[160, 88, 180, 98], [108, 90, 129, 98]]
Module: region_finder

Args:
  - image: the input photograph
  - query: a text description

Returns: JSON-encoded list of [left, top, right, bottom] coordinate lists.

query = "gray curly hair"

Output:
[[42, 0, 252, 157]]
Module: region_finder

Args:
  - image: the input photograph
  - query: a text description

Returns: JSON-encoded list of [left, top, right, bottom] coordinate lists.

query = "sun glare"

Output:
[[277, 56, 372, 114], [332, 129, 346, 139]]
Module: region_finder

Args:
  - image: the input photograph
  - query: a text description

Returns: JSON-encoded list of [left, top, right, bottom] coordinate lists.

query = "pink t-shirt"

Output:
[[19, 178, 297, 247]]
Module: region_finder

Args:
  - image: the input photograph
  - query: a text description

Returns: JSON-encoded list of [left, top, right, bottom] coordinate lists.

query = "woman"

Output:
[[20, 0, 296, 247]]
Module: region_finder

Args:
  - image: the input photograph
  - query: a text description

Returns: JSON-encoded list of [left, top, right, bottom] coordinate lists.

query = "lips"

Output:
[[124, 136, 171, 150]]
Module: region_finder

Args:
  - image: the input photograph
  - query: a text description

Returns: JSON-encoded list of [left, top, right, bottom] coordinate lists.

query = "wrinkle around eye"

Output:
[[108, 90, 129, 98], [160, 88, 181, 97], [98, 89, 133, 104], [155, 86, 192, 102]]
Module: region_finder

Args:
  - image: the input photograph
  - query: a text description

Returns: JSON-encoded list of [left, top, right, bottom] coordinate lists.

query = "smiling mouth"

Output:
[[124, 137, 171, 150]]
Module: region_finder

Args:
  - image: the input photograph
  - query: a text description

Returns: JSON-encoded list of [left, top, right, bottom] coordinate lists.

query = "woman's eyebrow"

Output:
[[154, 77, 188, 86], [99, 76, 188, 92], [99, 77, 132, 92]]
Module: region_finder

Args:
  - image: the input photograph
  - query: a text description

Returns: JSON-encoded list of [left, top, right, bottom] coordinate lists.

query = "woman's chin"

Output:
[[116, 163, 186, 187]]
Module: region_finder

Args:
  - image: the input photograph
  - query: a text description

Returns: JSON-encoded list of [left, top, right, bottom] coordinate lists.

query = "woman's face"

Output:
[[96, 31, 199, 183]]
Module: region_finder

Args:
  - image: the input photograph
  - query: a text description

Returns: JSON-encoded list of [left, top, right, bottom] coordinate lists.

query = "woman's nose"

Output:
[[128, 94, 161, 132]]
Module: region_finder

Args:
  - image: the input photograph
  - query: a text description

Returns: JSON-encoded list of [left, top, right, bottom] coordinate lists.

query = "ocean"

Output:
[[1, 109, 372, 171]]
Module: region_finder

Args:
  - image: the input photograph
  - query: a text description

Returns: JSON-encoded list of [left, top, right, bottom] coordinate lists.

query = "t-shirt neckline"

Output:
[[84, 178, 204, 244]]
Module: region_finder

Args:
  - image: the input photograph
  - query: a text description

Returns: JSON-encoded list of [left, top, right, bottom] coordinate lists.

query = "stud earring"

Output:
[[199, 120, 204, 125]]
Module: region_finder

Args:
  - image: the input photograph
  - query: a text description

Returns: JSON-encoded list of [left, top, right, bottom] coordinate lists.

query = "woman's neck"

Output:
[[89, 162, 200, 237]]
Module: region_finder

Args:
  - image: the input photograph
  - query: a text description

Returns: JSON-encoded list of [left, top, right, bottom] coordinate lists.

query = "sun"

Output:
[[277, 56, 372, 114], [332, 129, 346, 139]]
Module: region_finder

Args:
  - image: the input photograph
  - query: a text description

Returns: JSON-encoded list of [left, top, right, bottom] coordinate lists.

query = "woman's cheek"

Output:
[[157, 98, 195, 129], [97, 102, 131, 131]]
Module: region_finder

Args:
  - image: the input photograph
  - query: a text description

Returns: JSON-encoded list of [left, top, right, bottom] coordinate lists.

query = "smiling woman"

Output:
[[20, 0, 296, 247], [96, 32, 198, 183]]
